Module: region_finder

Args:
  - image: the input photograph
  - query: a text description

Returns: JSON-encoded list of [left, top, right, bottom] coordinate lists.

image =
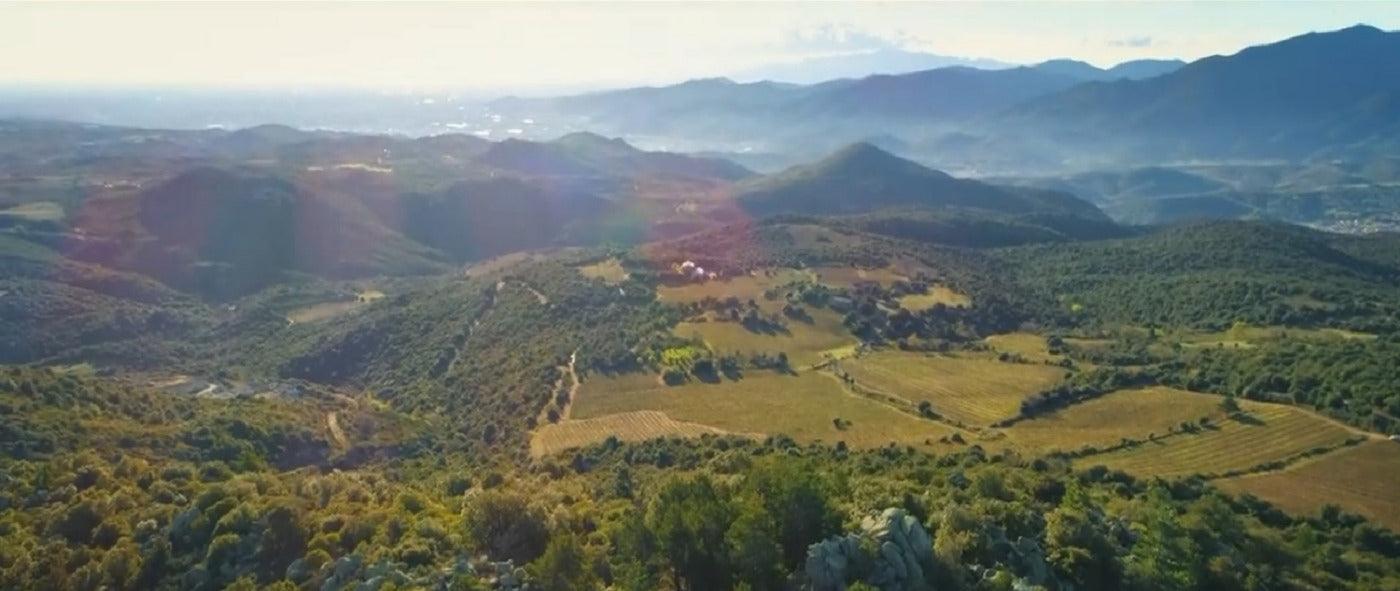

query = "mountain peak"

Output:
[[810, 142, 942, 179], [553, 131, 632, 149]]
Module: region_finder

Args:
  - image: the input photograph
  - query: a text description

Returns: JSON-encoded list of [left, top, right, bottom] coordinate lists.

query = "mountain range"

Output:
[[0, 121, 1109, 300], [491, 25, 1398, 174]]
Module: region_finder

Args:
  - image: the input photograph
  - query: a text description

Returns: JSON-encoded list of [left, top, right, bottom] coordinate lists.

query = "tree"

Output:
[[464, 491, 550, 563], [531, 534, 596, 591], [726, 499, 784, 591], [1045, 482, 1121, 590], [646, 476, 735, 590], [746, 461, 840, 569], [1125, 487, 1199, 590], [1220, 394, 1240, 413], [256, 503, 307, 582]]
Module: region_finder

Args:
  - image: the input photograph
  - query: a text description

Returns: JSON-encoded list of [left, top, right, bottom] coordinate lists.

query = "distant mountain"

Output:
[[732, 48, 1014, 84], [1106, 59, 1187, 80], [789, 67, 1083, 119], [997, 25, 1400, 162], [490, 66, 1090, 163], [478, 132, 753, 180], [1031, 60, 1112, 80], [735, 142, 1106, 219], [1032, 58, 1185, 81]]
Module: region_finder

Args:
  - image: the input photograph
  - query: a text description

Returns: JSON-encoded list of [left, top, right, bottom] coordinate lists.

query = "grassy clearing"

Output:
[[531, 410, 738, 457], [1079, 402, 1358, 478], [0, 201, 64, 221], [840, 351, 1066, 426], [898, 287, 971, 311], [1002, 387, 1225, 452], [571, 371, 960, 450], [674, 308, 855, 369], [578, 258, 630, 284], [463, 251, 548, 278], [1216, 441, 1400, 531], [285, 290, 386, 324], [984, 333, 1061, 363], [1171, 323, 1375, 349], [786, 224, 862, 249], [809, 265, 905, 288]]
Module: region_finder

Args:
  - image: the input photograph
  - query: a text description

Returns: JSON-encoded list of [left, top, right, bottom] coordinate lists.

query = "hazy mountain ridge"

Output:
[[736, 142, 1106, 219]]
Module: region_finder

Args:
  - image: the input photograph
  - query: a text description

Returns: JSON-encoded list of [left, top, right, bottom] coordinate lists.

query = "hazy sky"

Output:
[[5, 2, 1398, 92]]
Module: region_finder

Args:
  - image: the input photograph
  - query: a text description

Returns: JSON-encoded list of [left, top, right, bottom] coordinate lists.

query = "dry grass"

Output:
[[1215, 441, 1400, 531], [1079, 401, 1357, 478], [1002, 387, 1225, 452], [898, 287, 972, 311], [674, 308, 855, 369], [840, 351, 1066, 426], [571, 371, 961, 450], [578, 258, 630, 284], [531, 410, 739, 457]]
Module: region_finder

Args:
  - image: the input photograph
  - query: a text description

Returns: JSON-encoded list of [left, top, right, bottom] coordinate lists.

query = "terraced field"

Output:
[[1216, 441, 1400, 531], [531, 410, 738, 457], [570, 371, 961, 450], [1003, 387, 1223, 452], [674, 308, 855, 369], [1079, 402, 1358, 478], [840, 352, 1065, 425]]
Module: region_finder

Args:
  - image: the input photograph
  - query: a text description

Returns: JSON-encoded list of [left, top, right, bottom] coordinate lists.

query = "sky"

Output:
[[4, 1, 1399, 93]]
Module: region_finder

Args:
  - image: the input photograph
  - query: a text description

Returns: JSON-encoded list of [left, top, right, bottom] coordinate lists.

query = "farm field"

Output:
[[530, 410, 738, 457], [673, 307, 855, 369], [1001, 387, 1225, 452], [1215, 441, 1400, 531], [570, 371, 962, 450], [1077, 402, 1359, 478], [839, 351, 1065, 426], [577, 258, 630, 283]]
